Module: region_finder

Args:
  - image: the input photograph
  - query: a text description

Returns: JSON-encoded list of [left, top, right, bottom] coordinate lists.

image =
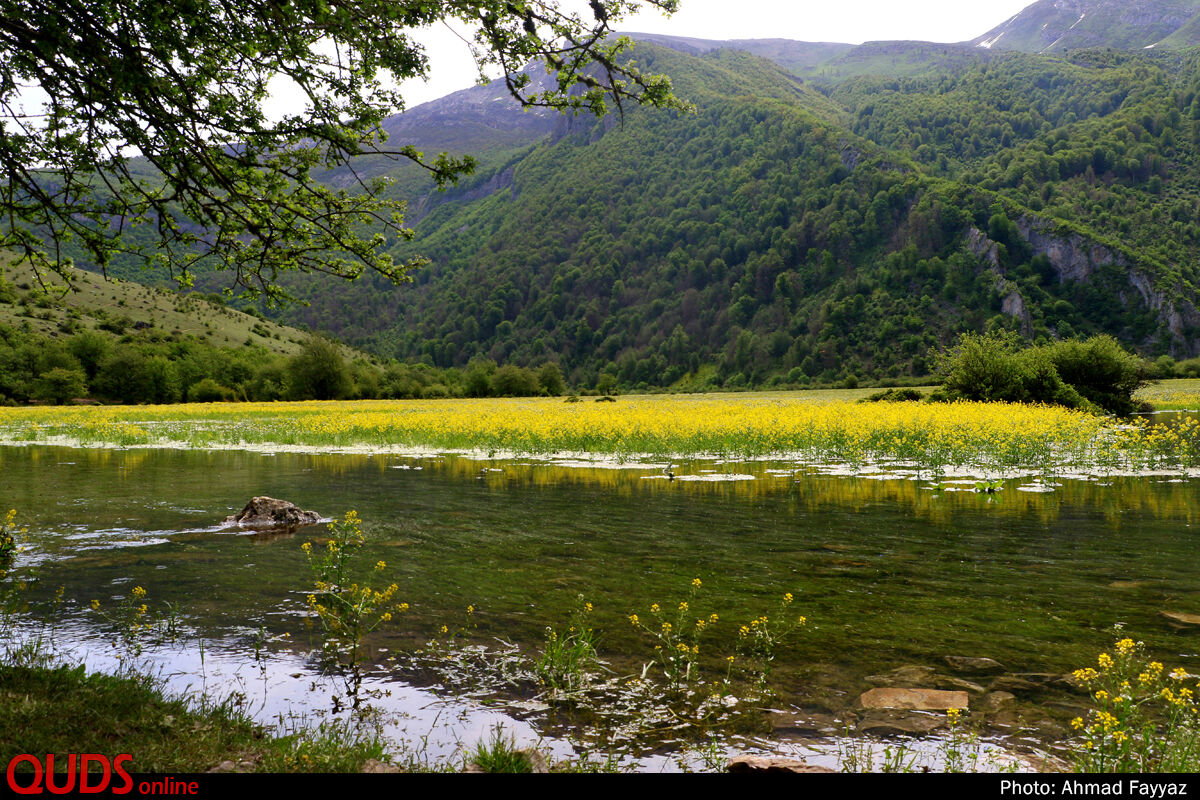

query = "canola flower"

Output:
[[1070, 636, 1200, 772], [0, 394, 1197, 475]]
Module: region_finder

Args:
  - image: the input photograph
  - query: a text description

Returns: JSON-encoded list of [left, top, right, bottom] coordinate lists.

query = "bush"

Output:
[[490, 365, 540, 397], [1044, 335, 1149, 416], [861, 388, 924, 403], [937, 332, 1148, 415], [537, 363, 566, 396], [188, 378, 233, 403], [938, 331, 1029, 403]]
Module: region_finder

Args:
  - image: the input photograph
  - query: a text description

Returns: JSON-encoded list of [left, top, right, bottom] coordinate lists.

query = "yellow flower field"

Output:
[[0, 393, 1197, 474], [1134, 378, 1200, 411]]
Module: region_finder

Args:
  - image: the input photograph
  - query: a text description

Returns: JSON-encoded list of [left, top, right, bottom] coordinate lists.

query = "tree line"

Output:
[[0, 325, 567, 406]]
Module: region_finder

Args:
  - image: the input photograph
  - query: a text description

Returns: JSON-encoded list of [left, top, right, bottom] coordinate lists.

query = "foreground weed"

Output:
[[837, 735, 921, 773], [733, 592, 807, 690], [468, 726, 536, 773], [302, 511, 407, 708], [0, 509, 20, 564], [1069, 636, 1200, 772], [535, 595, 603, 695], [89, 585, 169, 668], [940, 708, 1018, 773], [836, 710, 1017, 773], [628, 578, 714, 687], [260, 713, 390, 773], [0, 511, 29, 643]]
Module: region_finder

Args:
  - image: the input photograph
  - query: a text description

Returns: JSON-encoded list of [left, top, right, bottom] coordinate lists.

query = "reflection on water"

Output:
[[3, 443, 1200, 764]]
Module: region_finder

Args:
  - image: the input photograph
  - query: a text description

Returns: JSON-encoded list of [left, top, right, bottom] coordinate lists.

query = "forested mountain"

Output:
[[258, 37, 1200, 390], [51, 1, 1200, 391]]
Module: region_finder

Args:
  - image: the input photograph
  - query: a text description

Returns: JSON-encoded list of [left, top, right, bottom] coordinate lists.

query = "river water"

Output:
[[2, 442, 1198, 769]]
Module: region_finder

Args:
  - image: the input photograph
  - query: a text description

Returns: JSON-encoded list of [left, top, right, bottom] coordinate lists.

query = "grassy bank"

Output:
[[0, 661, 389, 773], [1134, 378, 1200, 411]]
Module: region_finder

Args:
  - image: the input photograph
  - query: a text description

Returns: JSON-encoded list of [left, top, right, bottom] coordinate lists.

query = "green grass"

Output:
[[0, 258, 309, 357], [1135, 378, 1200, 411], [0, 661, 390, 773], [468, 728, 536, 773]]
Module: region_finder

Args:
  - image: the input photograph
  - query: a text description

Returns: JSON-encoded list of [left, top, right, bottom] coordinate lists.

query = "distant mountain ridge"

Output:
[[622, 1, 1200, 80], [970, 0, 1200, 53]]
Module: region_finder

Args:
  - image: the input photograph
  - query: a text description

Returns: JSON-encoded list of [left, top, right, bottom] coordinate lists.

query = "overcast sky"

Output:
[[388, 1, 1034, 110]]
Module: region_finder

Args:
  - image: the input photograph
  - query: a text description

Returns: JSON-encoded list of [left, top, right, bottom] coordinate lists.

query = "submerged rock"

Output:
[[1161, 610, 1200, 628], [769, 711, 846, 737], [866, 665, 984, 693], [865, 665, 937, 686], [944, 656, 1006, 674], [858, 687, 968, 711], [990, 676, 1042, 694], [857, 711, 947, 737], [727, 756, 835, 774], [223, 497, 321, 530], [980, 691, 1017, 712]]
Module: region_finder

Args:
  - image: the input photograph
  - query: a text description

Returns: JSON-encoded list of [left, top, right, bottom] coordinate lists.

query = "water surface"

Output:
[[3, 444, 1198, 765]]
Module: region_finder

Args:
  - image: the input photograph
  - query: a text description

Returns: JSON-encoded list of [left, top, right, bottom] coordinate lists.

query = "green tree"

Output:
[[32, 367, 87, 405], [0, 0, 684, 303], [537, 362, 566, 396], [288, 337, 352, 400], [490, 364, 540, 396]]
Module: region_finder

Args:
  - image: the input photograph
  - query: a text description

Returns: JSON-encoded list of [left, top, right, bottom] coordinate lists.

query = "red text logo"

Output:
[[6, 754, 134, 795]]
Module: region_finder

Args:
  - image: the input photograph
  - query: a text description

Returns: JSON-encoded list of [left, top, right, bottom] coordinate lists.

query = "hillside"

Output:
[[0, 256, 396, 404], [43, 3, 1200, 392], [259, 42, 1200, 391], [0, 258, 309, 356], [971, 0, 1200, 53]]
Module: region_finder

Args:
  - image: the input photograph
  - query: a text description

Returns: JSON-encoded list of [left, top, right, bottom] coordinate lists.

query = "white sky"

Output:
[[392, 1, 1034, 109]]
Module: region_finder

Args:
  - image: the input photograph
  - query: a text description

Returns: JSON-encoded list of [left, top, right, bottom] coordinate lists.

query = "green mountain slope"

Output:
[[270, 42, 1199, 391], [0, 257, 310, 356], [49, 11, 1200, 392], [971, 0, 1200, 53]]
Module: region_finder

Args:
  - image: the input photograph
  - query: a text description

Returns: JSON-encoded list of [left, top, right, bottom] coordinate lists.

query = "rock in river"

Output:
[[1161, 611, 1200, 628], [858, 687, 969, 711], [727, 756, 835, 774], [944, 656, 1006, 674], [223, 497, 322, 530]]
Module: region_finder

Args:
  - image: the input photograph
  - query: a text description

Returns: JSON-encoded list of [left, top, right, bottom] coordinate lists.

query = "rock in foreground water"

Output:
[[223, 497, 321, 530], [727, 756, 835, 774], [858, 687, 969, 711]]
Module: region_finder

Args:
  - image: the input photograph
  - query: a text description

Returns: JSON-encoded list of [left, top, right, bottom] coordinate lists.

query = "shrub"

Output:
[[188, 378, 233, 403], [938, 331, 1028, 403], [490, 364, 540, 397], [861, 388, 924, 403], [937, 332, 1148, 415], [32, 367, 87, 405], [1044, 335, 1150, 416], [537, 362, 566, 396]]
